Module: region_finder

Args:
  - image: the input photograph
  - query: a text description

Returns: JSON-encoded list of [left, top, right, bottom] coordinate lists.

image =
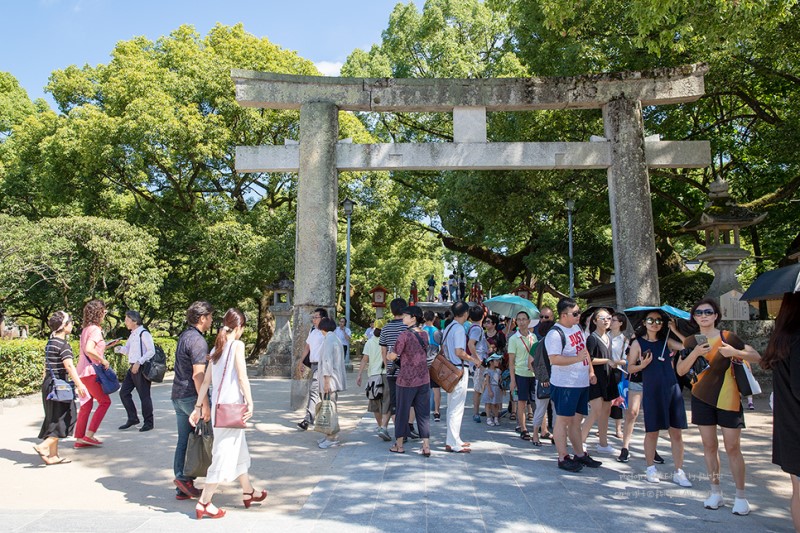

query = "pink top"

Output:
[[78, 325, 105, 378]]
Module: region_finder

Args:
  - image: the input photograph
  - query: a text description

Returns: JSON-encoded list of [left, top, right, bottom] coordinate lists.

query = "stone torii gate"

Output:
[[233, 64, 710, 372]]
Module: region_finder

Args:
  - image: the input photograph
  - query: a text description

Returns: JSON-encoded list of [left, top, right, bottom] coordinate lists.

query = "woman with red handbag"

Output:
[[189, 308, 266, 519]]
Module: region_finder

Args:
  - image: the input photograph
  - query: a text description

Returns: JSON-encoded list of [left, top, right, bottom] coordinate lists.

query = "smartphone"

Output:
[[694, 334, 708, 346]]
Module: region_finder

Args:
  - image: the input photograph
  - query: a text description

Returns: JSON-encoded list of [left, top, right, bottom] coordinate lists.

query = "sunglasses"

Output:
[[693, 309, 716, 317], [570, 311, 581, 317], [596, 316, 611, 321], [540, 315, 552, 320], [645, 318, 663, 325]]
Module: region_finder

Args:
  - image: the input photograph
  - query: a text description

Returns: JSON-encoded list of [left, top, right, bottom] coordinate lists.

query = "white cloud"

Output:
[[315, 61, 343, 77]]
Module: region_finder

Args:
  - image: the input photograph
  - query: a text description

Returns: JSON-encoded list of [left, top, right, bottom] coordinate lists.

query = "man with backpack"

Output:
[[468, 306, 489, 423], [546, 298, 602, 472], [116, 310, 155, 432]]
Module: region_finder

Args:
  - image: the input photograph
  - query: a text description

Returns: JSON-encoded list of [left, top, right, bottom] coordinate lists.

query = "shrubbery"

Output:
[[0, 336, 178, 399]]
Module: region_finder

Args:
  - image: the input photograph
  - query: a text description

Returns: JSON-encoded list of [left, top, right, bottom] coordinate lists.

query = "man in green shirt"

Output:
[[508, 310, 537, 441]]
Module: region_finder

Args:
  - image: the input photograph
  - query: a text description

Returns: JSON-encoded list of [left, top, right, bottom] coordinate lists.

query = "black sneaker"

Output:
[[433, 412, 441, 422], [617, 447, 630, 463], [558, 456, 583, 472], [297, 420, 309, 431], [575, 453, 602, 468], [653, 451, 665, 464], [408, 427, 420, 439]]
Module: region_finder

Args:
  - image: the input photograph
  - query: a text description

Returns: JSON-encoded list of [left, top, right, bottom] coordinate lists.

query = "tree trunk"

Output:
[[251, 291, 274, 362]]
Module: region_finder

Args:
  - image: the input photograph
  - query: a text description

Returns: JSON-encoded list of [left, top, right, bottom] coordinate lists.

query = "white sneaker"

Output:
[[732, 497, 750, 516], [494, 417, 500, 425], [596, 444, 617, 454], [704, 492, 724, 510], [672, 469, 692, 487], [645, 465, 660, 483], [317, 436, 327, 445], [318, 438, 341, 449], [486, 418, 495, 426]]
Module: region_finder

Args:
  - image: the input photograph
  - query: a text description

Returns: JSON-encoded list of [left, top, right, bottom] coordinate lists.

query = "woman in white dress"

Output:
[[190, 308, 266, 519]]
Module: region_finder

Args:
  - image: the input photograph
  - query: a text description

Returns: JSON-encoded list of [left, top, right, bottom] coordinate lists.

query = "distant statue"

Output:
[[410, 279, 419, 305]]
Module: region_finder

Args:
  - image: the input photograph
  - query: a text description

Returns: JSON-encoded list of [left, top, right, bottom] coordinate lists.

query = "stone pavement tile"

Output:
[[0, 510, 47, 532]]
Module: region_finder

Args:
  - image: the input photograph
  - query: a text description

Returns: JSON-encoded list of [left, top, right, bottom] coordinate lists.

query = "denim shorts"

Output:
[[550, 385, 589, 417]]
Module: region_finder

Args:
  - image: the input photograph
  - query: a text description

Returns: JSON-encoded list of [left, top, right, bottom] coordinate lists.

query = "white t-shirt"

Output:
[[335, 326, 351, 347], [307, 328, 325, 363], [545, 323, 589, 388]]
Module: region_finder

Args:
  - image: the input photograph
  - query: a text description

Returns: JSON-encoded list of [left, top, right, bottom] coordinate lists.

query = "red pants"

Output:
[[75, 375, 111, 438]]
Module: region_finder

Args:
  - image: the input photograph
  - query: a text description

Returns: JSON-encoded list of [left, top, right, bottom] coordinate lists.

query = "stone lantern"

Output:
[[682, 179, 765, 301], [257, 274, 295, 376]]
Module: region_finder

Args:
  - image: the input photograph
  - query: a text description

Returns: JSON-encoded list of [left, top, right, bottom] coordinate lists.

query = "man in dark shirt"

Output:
[[379, 298, 410, 438], [171, 300, 214, 500]]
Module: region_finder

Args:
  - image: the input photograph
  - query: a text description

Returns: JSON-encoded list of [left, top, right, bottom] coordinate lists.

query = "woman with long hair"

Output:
[[74, 299, 115, 448], [608, 312, 627, 438], [581, 308, 623, 454], [760, 292, 800, 532], [628, 310, 692, 487], [190, 308, 265, 519], [676, 298, 760, 516], [34, 311, 89, 464]]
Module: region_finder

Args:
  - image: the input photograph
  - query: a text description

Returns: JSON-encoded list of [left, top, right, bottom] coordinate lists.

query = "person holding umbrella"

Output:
[[676, 298, 761, 516]]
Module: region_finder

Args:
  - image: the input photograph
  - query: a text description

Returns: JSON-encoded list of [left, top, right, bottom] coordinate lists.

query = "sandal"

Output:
[[531, 440, 542, 447], [33, 445, 49, 464], [46, 456, 72, 465], [421, 448, 431, 457], [242, 489, 267, 508], [540, 432, 553, 440], [520, 431, 531, 441], [509, 413, 517, 421], [389, 445, 405, 454]]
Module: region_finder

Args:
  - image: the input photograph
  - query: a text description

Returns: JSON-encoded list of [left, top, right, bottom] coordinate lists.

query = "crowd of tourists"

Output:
[[31, 291, 800, 528], [346, 295, 798, 527]]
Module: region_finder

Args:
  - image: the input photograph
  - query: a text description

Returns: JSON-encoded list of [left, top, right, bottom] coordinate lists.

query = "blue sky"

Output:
[[0, 0, 401, 105]]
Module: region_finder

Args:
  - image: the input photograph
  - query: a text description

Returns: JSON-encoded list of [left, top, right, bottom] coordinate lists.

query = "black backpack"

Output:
[[139, 328, 167, 383]]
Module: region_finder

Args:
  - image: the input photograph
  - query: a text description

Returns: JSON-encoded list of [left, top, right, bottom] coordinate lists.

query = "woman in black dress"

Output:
[[34, 311, 88, 465], [760, 292, 800, 532], [580, 308, 623, 454]]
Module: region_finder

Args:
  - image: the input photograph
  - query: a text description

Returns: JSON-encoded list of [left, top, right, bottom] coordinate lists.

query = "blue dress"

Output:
[[639, 337, 688, 432]]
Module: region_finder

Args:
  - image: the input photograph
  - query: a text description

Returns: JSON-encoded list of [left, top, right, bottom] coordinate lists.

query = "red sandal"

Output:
[[195, 501, 225, 520], [243, 489, 267, 508]]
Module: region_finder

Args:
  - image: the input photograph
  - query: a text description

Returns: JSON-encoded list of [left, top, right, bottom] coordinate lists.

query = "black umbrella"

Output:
[[740, 263, 800, 301]]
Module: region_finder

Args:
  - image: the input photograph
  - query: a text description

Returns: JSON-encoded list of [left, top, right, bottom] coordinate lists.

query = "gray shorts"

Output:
[[368, 375, 391, 414], [628, 381, 643, 393]]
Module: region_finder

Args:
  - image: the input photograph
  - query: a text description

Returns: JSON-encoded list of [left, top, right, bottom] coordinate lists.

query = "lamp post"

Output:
[[342, 197, 355, 368], [566, 198, 575, 298]]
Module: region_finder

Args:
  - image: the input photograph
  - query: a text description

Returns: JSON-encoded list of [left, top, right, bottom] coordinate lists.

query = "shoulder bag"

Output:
[[46, 368, 74, 403], [139, 329, 167, 383], [214, 344, 248, 429]]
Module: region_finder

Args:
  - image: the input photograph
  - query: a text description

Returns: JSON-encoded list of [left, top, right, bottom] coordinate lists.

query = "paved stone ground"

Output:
[[0, 372, 793, 532]]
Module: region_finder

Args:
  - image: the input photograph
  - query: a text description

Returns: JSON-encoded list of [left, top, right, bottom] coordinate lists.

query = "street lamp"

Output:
[[342, 197, 355, 367], [566, 198, 575, 298]]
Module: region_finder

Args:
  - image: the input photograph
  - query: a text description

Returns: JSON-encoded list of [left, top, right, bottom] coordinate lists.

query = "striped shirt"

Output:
[[45, 337, 73, 380], [379, 318, 407, 376]]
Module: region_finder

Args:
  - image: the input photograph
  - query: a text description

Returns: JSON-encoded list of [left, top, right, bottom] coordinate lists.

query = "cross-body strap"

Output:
[[216, 343, 234, 399]]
